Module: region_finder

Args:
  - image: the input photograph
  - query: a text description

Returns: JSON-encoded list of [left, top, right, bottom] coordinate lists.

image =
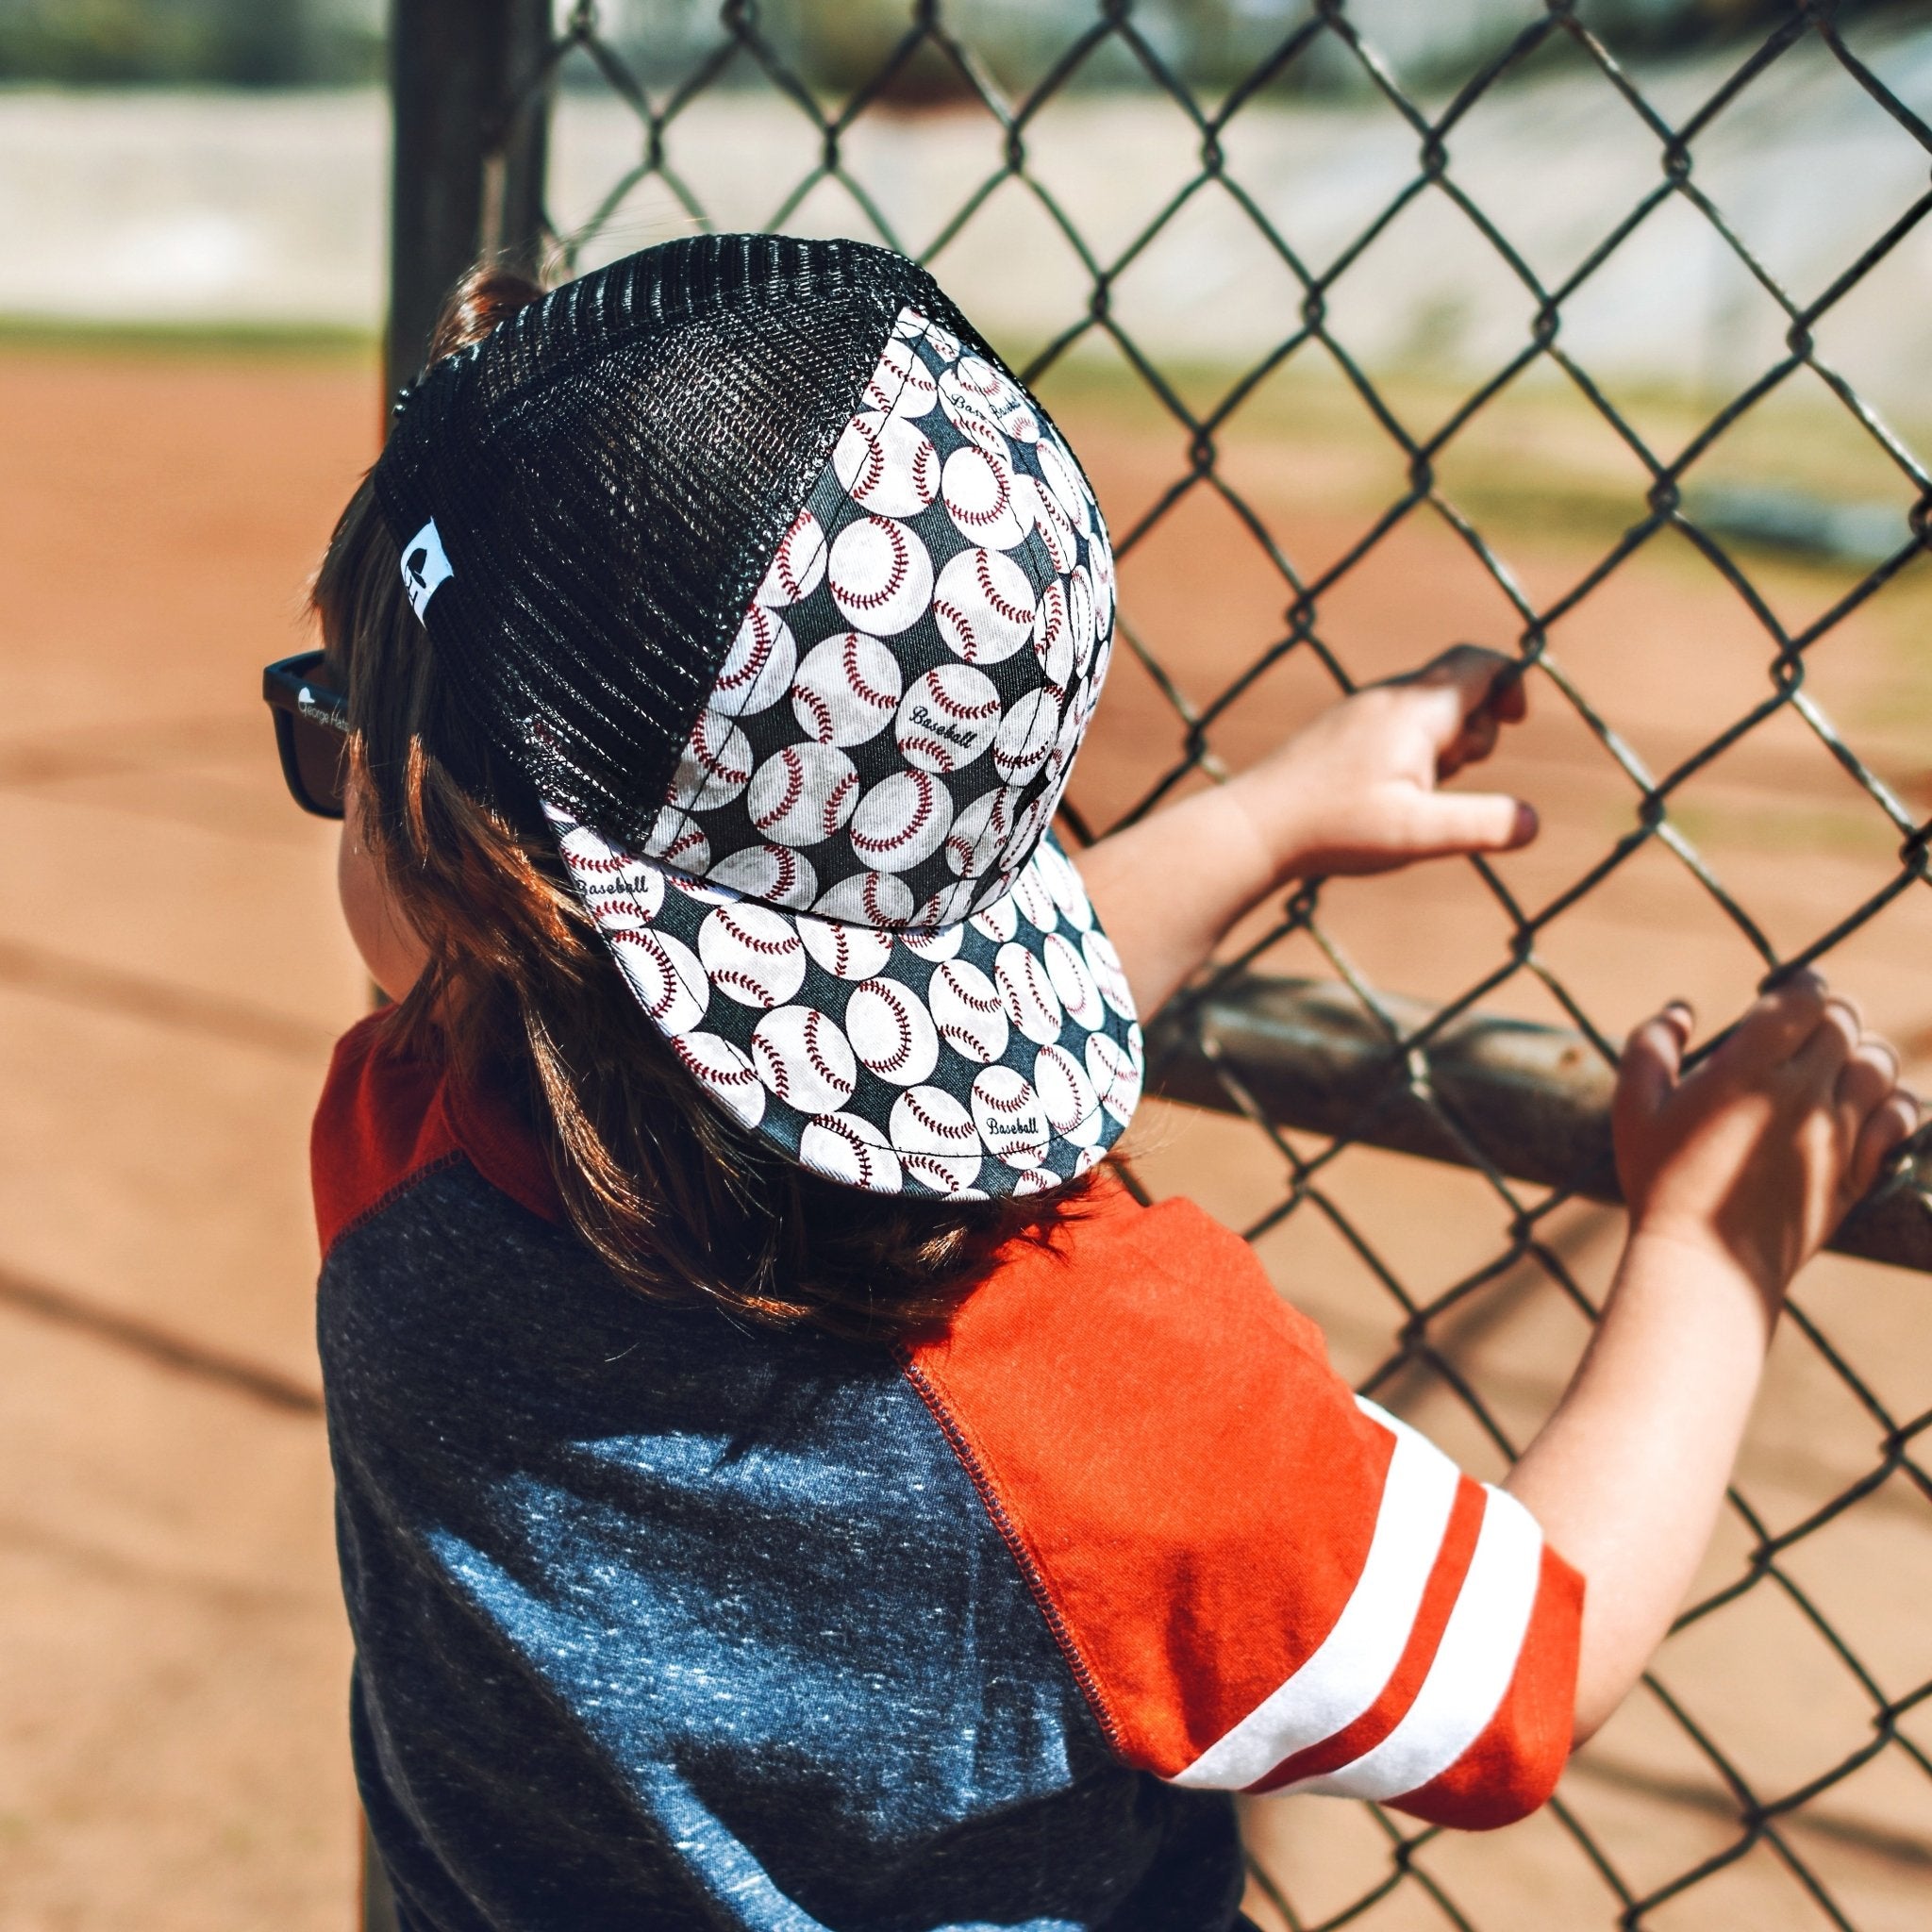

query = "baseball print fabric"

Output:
[[553, 808, 1142, 1199], [542, 297, 1141, 1198], [641, 306, 1117, 930]]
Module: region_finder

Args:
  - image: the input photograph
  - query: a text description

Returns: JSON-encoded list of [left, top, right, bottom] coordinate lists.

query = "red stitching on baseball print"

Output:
[[801, 1015, 841, 1090], [842, 634, 896, 712], [975, 553, 1031, 628], [766, 753, 805, 824], [718, 911, 796, 957], [824, 771, 859, 838], [853, 778, 935, 857], [904, 1092, 974, 1141], [839, 519, 910, 610]]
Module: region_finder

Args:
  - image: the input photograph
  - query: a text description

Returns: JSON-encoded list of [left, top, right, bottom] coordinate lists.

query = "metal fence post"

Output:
[[367, 6, 555, 1921], [386, 0, 552, 400]]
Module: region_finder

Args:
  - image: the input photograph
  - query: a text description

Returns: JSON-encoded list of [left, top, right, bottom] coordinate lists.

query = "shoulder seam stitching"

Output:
[[322, 1150, 468, 1260], [895, 1349, 1129, 1759]]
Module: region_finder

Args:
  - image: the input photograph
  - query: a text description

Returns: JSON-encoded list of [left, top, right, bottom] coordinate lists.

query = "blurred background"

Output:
[[6, 2, 1932, 1926]]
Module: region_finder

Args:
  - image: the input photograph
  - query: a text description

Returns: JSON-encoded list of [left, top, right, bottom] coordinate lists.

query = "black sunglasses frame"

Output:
[[263, 650, 351, 820]]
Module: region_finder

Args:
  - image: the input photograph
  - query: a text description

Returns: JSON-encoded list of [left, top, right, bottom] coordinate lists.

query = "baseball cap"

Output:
[[372, 234, 1140, 1198]]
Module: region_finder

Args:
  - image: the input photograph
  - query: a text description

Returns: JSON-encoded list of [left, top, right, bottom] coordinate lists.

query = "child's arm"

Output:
[[1076, 643, 1532, 1017], [1507, 981, 1915, 1740], [1074, 647, 1918, 1749]]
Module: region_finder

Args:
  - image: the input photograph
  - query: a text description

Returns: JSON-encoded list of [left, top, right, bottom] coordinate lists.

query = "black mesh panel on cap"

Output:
[[371, 235, 990, 848]]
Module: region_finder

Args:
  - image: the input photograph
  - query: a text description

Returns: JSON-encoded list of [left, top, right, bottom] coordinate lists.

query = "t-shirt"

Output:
[[313, 1013, 1582, 1932]]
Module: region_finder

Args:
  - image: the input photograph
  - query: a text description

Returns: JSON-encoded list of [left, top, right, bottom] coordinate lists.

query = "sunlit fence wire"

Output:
[[420, 2, 1932, 1923]]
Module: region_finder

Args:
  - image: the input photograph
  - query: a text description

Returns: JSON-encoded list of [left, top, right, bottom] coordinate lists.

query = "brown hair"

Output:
[[313, 266, 1095, 1341]]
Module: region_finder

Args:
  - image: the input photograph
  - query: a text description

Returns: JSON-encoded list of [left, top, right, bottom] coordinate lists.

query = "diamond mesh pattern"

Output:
[[435, 3, 1932, 1922]]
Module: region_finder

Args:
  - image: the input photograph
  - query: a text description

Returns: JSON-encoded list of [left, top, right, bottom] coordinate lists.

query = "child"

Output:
[[271, 237, 1915, 1931]]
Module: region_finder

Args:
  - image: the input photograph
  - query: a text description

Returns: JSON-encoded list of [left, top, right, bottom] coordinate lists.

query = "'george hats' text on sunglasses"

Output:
[[263, 651, 350, 819]]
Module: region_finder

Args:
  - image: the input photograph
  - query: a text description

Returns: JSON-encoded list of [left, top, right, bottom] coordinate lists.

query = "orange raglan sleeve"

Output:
[[903, 1180, 1583, 1828]]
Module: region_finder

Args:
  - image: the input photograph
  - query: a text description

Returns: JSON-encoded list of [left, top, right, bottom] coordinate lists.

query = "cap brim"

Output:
[[550, 808, 1142, 1197]]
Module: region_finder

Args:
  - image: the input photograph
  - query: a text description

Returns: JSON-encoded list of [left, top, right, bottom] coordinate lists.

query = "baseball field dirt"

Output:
[[2, 338, 1926, 1928]]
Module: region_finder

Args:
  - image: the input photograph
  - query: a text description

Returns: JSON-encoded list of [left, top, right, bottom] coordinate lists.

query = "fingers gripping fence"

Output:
[[391, 2, 1932, 1923]]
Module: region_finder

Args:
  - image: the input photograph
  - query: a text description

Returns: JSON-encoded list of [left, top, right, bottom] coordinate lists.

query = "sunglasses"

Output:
[[263, 650, 350, 819]]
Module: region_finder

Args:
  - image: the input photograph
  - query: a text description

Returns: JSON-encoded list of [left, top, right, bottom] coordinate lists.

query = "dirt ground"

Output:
[[2, 340, 1928, 1930]]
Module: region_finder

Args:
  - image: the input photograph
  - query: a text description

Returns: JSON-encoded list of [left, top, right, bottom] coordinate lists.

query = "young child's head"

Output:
[[311, 237, 1141, 1339]]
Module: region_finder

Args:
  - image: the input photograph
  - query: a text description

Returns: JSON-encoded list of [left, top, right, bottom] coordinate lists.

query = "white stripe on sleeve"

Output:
[[1171, 1398, 1460, 1790], [1282, 1482, 1544, 1804]]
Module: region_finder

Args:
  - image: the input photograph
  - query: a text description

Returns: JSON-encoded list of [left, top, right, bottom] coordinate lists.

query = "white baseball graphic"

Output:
[[1005, 787, 1059, 875], [799, 1112, 904, 1191], [861, 335, 939, 418], [1089, 554, 1114, 644], [969, 891, 1020, 944], [747, 743, 860, 849], [1034, 1042, 1104, 1147], [945, 784, 1023, 880], [581, 883, 665, 939], [900, 924, 963, 962], [913, 879, 980, 927], [1037, 435, 1092, 536], [1085, 1029, 1141, 1126], [995, 940, 1063, 1047], [797, 918, 893, 981], [1081, 927, 1136, 1020], [697, 902, 808, 1008], [754, 508, 826, 608], [992, 688, 1060, 786], [559, 826, 667, 924], [828, 514, 934, 635], [889, 1085, 983, 1194], [845, 978, 941, 1087], [1035, 469, 1081, 572], [1042, 929, 1104, 1032], [667, 708, 755, 813], [812, 871, 915, 926], [1048, 691, 1089, 796], [791, 632, 901, 747], [1031, 577, 1074, 692], [849, 770, 952, 873], [710, 605, 797, 718], [971, 1064, 1051, 1172], [750, 1005, 857, 1116], [937, 374, 1008, 460], [832, 409, 941, 519], [928, 958, 1009, 1063], [941, 442, 1029, 551], [672, 1030, 766, 1129], [995, 395, 1041, 444], [1035, 840, 1096, 930], [608, 927, 708, 1036], [643, 805, 709, 875], [895, 663, 1001, 774], [667, 870, 746, 908], [1067, 564, 1096, 676], [932, 546, 1036, 665], [706, 841, 818, 909], [1009, 865, 1060, 933], [954, 353, 1023, 413]]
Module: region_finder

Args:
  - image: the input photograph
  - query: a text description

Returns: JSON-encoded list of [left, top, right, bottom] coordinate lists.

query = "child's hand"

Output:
[[1228, 643, 1537, 881], [1614, 976, 1919, 1300]]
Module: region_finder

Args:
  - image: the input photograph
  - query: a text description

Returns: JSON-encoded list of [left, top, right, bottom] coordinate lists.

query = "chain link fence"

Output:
[[406, 2, 1932, 1923]]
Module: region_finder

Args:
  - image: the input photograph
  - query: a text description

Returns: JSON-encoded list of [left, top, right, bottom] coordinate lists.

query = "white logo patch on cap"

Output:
[[400, 517, 453, 622]]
